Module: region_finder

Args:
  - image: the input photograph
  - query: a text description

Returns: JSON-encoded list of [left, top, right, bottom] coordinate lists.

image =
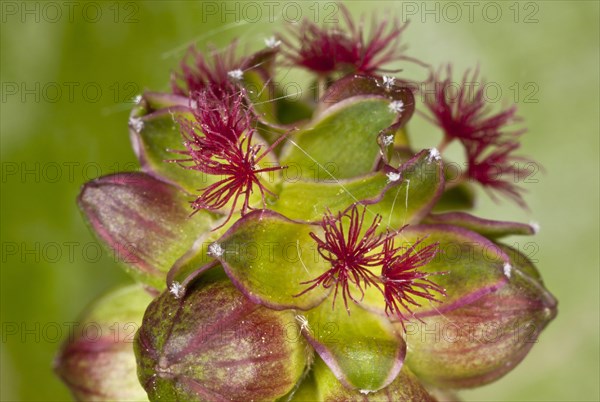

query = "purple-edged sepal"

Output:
[[424, 211, 537, 239], [360, 224, 510, 318]]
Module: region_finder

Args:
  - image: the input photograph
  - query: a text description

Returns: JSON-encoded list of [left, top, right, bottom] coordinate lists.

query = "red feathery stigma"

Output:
[[423, 66, 524, 144], [466, 140, 532, 208], [296, 205, 392, 312], [171, 41, 247, 97], [186, 88, 252, 153], [171, 86, 285, 224], [185, 129, 286, 224], [278, 4, 416, 76], [380, 236, 446, 326]]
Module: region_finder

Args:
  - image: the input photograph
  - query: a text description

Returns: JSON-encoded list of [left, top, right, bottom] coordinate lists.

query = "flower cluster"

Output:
[[57, 4, 556, 402]]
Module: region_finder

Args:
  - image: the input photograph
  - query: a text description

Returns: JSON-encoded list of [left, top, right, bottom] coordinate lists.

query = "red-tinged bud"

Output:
[[403, 244, 557, 388], [135, 274, 311, 401], [54, 285, 153, 401]]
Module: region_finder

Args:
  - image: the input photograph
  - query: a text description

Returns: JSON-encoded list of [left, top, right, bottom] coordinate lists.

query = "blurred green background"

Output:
[[1, 1, 598, 400]]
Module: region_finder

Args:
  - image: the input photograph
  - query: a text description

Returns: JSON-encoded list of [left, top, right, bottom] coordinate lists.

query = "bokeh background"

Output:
[[1, 1, 598, 400]]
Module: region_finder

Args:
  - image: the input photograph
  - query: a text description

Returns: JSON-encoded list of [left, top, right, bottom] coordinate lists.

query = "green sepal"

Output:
[[130, 102, 200, 194], [295, 357, 436, 401], [301, 299, 406, 392], [279, 96, 400, 181], [273, 149, 444, 230], [432, 183, 476, 212], [318, 74, 415, 130], [212, 210, 331, 310]]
